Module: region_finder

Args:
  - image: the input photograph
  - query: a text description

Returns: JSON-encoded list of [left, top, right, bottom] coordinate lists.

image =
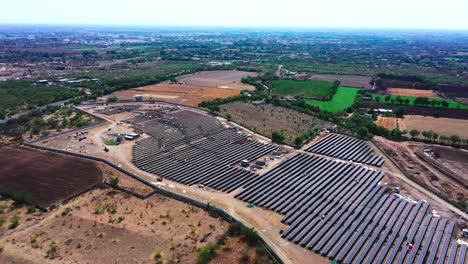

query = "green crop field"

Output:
[[304, 87, 359, 112], [271, 79, 335, 98], [371, 94, 468, 109]]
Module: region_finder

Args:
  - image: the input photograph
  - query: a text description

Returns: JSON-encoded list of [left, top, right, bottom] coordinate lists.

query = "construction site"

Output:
[[2, 100, 461, 264]]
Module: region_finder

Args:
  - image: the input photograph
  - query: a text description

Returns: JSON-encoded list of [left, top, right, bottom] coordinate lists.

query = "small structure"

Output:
[[240, 159, 250, 168], [252, 99, 266, 105], [125, 133, 140, 140], [255, 160, 267, 167], [36, 79, 48, 85]]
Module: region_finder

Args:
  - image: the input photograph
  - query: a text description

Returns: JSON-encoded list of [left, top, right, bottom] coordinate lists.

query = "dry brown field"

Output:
[[178, 70, 257, 90], [398, 115, 468, 138], [387, 88, 439, 98], [375, 116, 398, 130], [0, 147, 102, 208], [112, 83, 241, 106]]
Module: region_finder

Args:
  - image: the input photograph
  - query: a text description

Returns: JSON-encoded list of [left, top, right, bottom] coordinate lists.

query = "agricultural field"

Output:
[[271, 79, 336, 98], [306, 74, 371, 88], [178, 70, 258, 90], [398, 115, 468, 138], [387, 88, 439, 98], [371, 94, 468, 109], [375, 116, 398, 130], [220, 102, 331, 145], [111, 83, 241, 106], [304, 86, 359, 112], [0, 147, 102, 208]]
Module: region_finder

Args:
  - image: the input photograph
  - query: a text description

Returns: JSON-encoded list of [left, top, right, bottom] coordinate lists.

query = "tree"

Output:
[[271, 131, 285, 143], [449, 135, 461, 145], [422, 130, 432, 140], [394, 107, 404, 118], [108, 177, 119, 187], [225, 113, 232, 121], [431, 132, 439, 141], [357, 127, 369, 138], [294, 136, 304, 148], [440, 135, 449, 143], [106, 96, 118, 103], [409, 129, 420, 138]]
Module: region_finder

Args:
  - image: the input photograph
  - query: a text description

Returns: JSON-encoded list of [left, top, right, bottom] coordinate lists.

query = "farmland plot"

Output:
[[220, 102, 331, 145], [0, 147, 102, 208]]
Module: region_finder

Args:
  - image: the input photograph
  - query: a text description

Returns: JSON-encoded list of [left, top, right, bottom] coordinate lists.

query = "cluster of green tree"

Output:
[[272, 129, 317, 148], [0, 186, 29, 203], [372, 73, 438, 89], [0, 106, 93, 142], [376, 73, 427, 83], [0, 80, 80, 117], [377, 95, 451, 108], [406, 129, 467, 145], [197, 222, 276, 264]]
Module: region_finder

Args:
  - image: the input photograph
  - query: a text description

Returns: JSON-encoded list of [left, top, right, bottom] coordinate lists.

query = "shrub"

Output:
[[92, 205, 103, 214], [108, 177, 120, 187], [197, 244, 219, 264], [150, 249, 164, 264], [8, 215, 20, 229], [61, 207, 71, 216]]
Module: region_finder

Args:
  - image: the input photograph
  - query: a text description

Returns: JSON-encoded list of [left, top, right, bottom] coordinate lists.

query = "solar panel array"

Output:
[[306, 133, 385, 166], [131, 109, 277, 192], [236, 153, 459, 264]]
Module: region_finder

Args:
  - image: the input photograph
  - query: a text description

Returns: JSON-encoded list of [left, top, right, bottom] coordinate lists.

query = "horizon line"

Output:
[[0, 23, 467, 32]]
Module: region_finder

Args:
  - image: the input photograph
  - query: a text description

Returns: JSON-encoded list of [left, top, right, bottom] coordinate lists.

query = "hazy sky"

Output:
[[2, 0, 468, 30]]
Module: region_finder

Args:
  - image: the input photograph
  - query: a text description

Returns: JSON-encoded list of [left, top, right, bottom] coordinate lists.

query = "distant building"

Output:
[[36, 80, 48, 84], [252, 99, 266, 105]]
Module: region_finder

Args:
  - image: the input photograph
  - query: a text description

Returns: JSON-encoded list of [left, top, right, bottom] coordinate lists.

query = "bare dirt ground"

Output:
[[303, 74, 371, 88], [178, 70, 257, 90], [374, 137, 467, 219], [398, 115, 468, 138], [0, 188, 230, 264], [0, 147, 102, 208], [112, 83, 241, 106], [375, 116, 398, 130], [387, 88, 439, 98], [408, 144, 468, 184]]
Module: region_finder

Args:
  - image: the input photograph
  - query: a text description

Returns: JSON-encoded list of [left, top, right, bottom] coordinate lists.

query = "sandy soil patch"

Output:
[[398, 115, 468, 138], [387, 88, 439, 98], [112, 83, 241, 106], [375, 116, 398, 130], [0, 188, 229, 264], [178, 70, 257, 90]]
